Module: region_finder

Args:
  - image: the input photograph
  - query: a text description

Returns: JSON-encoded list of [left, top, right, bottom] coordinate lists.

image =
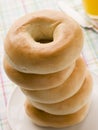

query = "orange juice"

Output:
[[83, 0, 98, 18]]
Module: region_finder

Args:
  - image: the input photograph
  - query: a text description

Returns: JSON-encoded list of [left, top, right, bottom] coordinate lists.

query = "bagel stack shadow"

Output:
[[4, 10, 93, 128]]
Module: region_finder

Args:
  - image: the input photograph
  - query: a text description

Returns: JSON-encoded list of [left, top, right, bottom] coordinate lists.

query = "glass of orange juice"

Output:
[[82, 0, 98, 19]]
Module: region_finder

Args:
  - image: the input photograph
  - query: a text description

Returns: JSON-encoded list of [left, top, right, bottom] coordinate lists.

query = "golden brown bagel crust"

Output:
[[25, 101, 90, 128], [4, 10, 83, 74], [21, 57, 86, 103], [30, 71, 93, 115], [3, 57, 75, 90]]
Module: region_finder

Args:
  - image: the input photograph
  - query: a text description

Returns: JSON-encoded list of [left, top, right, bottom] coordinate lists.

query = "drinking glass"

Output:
[[82, 0, 98, 19]]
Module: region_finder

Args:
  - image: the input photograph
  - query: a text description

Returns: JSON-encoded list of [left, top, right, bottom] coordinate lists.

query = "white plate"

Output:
[[7, 73, 98, 130]]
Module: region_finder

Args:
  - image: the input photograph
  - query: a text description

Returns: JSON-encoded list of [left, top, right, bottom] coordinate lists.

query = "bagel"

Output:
[[21, 57, 86, 103], [3, 57, 75, 90], [4, 10, 83, 74], [29, 71, 93, 115], [25, 101, 90, 128]]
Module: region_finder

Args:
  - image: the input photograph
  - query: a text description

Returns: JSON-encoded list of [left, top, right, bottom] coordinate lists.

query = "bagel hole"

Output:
[[27, 18, 59, 44], [36, 38, 53, 44]]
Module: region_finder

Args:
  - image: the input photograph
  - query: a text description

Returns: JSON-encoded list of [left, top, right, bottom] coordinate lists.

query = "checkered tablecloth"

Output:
[[0, 0, 98, 130]]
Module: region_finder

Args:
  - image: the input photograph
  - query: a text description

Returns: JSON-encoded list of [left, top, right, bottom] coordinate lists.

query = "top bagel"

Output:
[[4, 10, 83, 74]]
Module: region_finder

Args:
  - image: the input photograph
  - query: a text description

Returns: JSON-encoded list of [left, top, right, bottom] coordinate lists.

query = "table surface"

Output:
[[0, 0, 98, 130]]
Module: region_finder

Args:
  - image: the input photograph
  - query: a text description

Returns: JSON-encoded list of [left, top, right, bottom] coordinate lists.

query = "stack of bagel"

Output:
[[4, 10, 93, 128]]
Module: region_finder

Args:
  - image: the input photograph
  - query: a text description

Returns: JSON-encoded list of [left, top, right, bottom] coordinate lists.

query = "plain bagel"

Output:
[[21, 57, 86, 103], [25, 101, 90, 128], [4, 10, 83, 74], [30, 71, 93, 115], [4, 57, 75, 90]]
